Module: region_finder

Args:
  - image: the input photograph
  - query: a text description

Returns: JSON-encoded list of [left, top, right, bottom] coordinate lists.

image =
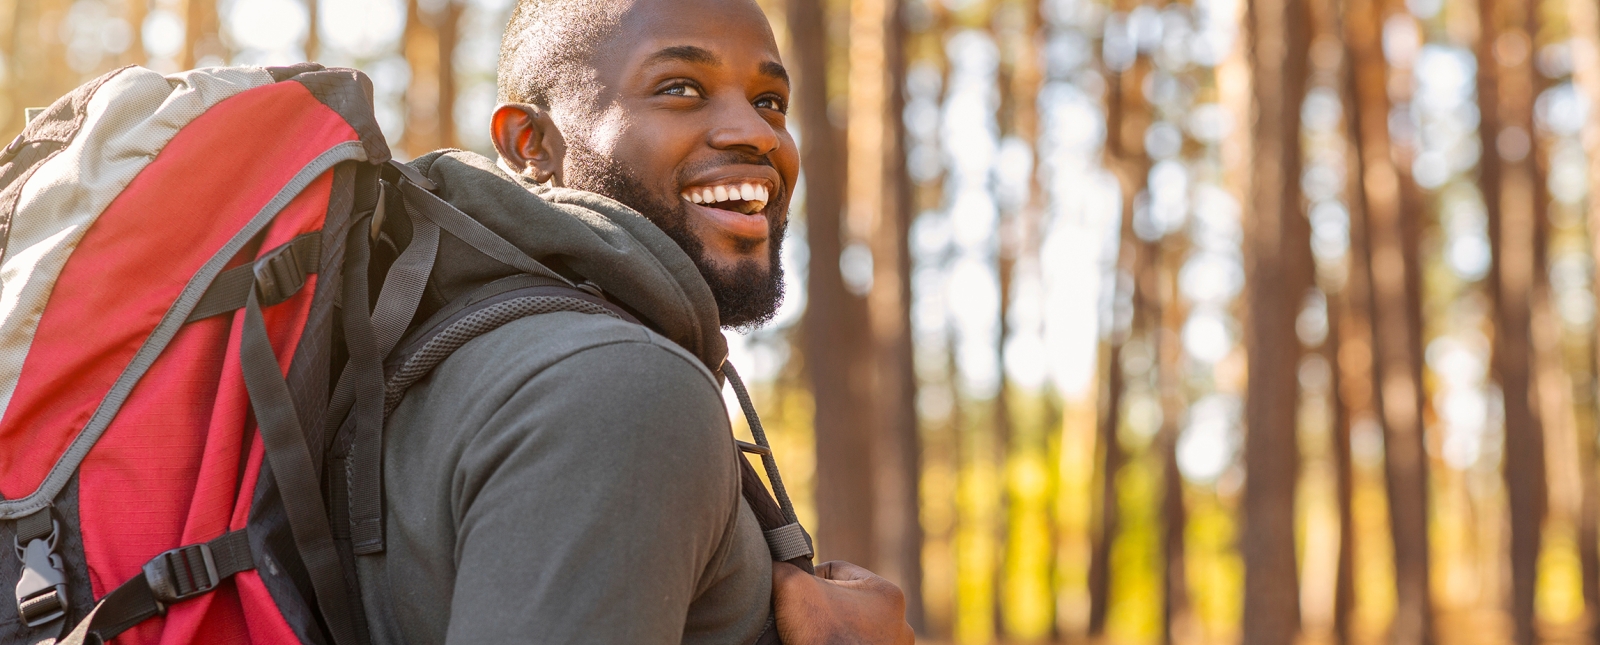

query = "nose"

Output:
[[707, 97, 780, 156]]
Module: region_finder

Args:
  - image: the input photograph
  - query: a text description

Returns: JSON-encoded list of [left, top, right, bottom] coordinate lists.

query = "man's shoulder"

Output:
[[438, 308, 718, 390]]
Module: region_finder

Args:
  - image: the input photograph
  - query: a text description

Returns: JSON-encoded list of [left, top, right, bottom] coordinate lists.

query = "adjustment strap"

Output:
[[762, 523, 814, 563], [186, 232, 321, 323], [61, 531, 253, 643]]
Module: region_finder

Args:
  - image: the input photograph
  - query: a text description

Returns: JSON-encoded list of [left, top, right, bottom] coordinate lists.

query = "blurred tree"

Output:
[[183, 0, 224, 68], [850, 0, 924, 628], [122, 0, 146, 66], [1342, 0, 1434, 640], [401, 0, 462, 155], [990, 0, 1058, 638], [1240, 0, 1311, 643], [1332, 30, 1371, 644], [1150, 216, 1191, 645], [1089, 9, 1153, 633], [790, 0, 878, 574], [1476, 0, 1547, 642], [1569, 0, 1600, 634], [8, 0, 74, 135], [306, 0, 319, 61]]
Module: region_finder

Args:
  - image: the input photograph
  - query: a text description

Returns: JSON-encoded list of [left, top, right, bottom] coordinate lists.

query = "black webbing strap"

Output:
[[186, 232, 321, 323], [394, 178, 572, 285], [50, 530, 253, 644], [15, 509, 53, 544], [346, 194, 439, 554], [724, 361, 814, 574], [239, 277, 361, 645]]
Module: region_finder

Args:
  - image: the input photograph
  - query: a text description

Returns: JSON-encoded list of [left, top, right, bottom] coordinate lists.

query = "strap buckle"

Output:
[[253, 239, 308, 307], [14, 519, 68, 627], [142, 542, 219, 609]]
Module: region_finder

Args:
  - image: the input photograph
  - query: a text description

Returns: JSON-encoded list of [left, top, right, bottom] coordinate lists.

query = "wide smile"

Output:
[[679, 179, 774, 240]]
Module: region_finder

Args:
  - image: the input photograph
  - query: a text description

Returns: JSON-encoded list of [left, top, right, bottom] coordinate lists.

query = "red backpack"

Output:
[[0, 62, 420, 645], [0, 63, 816, 645]]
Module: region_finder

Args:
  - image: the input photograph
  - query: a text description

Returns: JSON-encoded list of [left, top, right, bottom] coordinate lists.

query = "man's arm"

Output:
[[443, 339, 746, 644]]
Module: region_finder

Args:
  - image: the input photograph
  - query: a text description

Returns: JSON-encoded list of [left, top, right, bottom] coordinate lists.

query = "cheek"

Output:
[[581, 106, 629, 158]]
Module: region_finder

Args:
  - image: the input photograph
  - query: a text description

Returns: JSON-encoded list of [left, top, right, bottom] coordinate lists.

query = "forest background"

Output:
[[8, 0, 1600, 643]]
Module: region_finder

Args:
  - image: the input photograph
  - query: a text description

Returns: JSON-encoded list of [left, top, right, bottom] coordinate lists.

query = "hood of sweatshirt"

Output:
[[407, 150, 728, 371]]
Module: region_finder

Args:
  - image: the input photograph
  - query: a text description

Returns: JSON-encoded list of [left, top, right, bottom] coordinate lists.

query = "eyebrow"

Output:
[[646, 45, 721, 67], [644, 45, 791, 88], [759, 61, 790, 87]]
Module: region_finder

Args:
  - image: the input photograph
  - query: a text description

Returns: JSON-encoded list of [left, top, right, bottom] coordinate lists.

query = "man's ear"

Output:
[[491, 103, 566, 186]]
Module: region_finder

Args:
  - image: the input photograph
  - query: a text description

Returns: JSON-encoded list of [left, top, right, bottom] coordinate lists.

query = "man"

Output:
[[354, 0, 915, 643]]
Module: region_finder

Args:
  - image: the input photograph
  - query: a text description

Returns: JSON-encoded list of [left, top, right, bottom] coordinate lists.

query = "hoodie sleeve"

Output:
[[439, 337, 750, 644]]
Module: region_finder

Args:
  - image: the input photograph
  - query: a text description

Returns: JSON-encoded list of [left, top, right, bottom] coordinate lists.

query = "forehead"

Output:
[[603, 0, 783, 77]]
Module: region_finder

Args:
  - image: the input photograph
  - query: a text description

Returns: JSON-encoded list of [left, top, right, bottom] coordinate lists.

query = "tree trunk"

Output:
[[1340, 0, 1434, 640], [1152, 238, 1190, 645], [8, 0, 73, 134], [400, 0, 461, 156], [1240, 0, 1311, 644], [436, 0, 460, 150], [791, 0, 876, 570], [1329, 292, 1358, 645], [1477, 1, 1547, 642], [1088, 44, 1153, 637], [123, 0, 147, 66], [182, 0, 223, 69], [1565, 0, 1600, 633], [848, 0, 922, 627], [1331, 6, 1377, 641], [305, 0, 319, 62]]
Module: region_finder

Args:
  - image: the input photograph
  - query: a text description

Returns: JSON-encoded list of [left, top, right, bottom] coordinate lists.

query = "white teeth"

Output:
[[685, 183, 773, 210]]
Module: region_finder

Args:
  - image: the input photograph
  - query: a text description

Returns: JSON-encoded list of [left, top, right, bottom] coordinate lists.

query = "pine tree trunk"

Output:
[[182, 0, 223, 69], [304, 0, 318, 62], [1329, 293, 1358, 645], [1342, 0, 1434, 637], [1565, 0, 1600, 632], [790, 0, 876, 569], [400, 0, 460, 155], [1240, 0, 1312, 643], [847, 0, 922, 625], [1088, 44, 1152, 637], [1331, 5, 1380, 640], [123, 0, 147, 66], [1153, 238, 1190, 645], [1477, 1, 1548, 642]]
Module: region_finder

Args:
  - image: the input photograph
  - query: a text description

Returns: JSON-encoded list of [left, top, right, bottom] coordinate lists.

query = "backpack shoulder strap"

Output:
[[380, 273, 637, 419]]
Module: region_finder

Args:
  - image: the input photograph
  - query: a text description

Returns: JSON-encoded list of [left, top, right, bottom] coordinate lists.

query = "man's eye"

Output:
[[755, 96, 787, 113], [662, 83, 704, 98]]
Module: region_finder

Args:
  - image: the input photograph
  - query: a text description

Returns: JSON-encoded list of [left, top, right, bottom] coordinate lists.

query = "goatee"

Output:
[[565, 140, 786, 330]]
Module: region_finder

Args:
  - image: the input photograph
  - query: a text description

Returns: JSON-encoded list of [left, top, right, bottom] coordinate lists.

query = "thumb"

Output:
[[813, 560, 876, 583]]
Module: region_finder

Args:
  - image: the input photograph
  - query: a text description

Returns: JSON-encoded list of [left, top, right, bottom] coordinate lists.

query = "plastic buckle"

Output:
[[14, 519, 67, 628], [142, 543, 218, 609], [253, 241, 306, 307]]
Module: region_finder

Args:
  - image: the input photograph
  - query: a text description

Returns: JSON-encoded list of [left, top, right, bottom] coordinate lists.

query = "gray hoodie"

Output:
[[356, 151, 772, 645]]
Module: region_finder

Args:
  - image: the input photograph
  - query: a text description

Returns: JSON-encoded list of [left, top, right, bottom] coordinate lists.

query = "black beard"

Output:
[[565, 140, 786, 330]]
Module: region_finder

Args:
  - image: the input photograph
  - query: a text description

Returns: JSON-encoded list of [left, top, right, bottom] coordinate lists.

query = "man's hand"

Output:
[[771, 560, 916, 645]]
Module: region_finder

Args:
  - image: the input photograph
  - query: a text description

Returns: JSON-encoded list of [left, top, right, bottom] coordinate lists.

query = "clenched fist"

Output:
[[771, 560, 916, 645]]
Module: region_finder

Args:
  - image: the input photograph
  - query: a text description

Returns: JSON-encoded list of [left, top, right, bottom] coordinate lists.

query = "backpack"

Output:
[[0, 64, 811, 645]]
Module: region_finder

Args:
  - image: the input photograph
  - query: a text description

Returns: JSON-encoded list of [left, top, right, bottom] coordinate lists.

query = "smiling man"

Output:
[[355, 0, 913, 643]]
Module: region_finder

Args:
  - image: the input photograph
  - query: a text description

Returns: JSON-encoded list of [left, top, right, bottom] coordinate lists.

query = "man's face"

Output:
[[557, 0, 799, 329]]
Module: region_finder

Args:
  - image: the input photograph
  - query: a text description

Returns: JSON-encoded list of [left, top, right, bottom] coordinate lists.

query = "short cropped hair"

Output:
[[496, 0, 630, 110]]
